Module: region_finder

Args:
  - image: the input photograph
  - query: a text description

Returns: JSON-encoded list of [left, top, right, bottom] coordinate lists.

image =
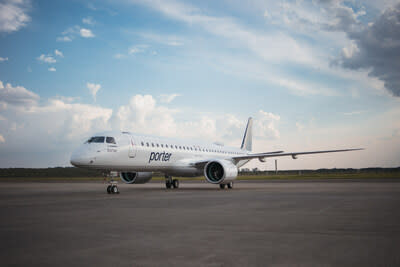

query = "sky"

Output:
[[0, 0, 399, 169]]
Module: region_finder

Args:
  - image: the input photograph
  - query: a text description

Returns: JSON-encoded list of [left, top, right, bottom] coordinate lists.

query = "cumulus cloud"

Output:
[[57, 25, 95, 41], [338, 3, 400, 97], [87, 83, 101, 101], [48, 67, 56, 72], [129, 44, 148, 54], [0, 80, 39, 107], [80, 28, 94, 38], [0, 81, 283, 167], [37, 54, 56, 64], [159, 93, 181, 103], [54, 49, 63, 57], [82, 17, 95, 25], [0, 57, 8, 62], [253, 110, 280, 139], [263, 0, 363, 33], [56, 36, 72, 42], [0, 0, 31, 33]]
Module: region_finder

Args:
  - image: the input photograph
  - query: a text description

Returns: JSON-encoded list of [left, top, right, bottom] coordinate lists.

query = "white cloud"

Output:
[[58, 25, 95, 41], [0, 0, 31, 33], [82, 17, 95, 25], [134, 0, 316, 66], [0, 57, 8, 62], [80, 28, 95, 38], [87, 83, 101, 101], [159, 93, 181, 103], [54, 49, 63, 57], [37, 54, 56, 64], [48, 67, 56, 72], [129, 44, 148, 54], [253, 110, 280, 139], [0, 80, 39, 107], [0, 135, 4, 143], [138, 32, 184, 46], [113, 53, 125, 59], [341, 41, 359, 59], [296, 122, 305, 131], [56, 36, 72, 42]]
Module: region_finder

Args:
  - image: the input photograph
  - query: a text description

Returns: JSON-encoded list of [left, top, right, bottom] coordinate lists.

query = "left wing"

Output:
[[232, 148, 363, 163]]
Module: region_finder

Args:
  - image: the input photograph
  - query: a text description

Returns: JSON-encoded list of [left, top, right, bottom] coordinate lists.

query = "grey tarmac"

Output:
[[0, 180, 399, 266]]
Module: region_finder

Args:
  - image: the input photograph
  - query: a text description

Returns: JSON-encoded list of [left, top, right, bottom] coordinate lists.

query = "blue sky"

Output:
[[0, 0, 399, 169]]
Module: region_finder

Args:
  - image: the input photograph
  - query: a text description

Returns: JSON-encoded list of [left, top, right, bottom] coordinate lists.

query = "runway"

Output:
[[1, 180, 399, 266]]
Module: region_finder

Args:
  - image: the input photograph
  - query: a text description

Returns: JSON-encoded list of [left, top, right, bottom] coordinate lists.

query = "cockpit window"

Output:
[[106, 137, 116, 144], [86, 136, 105, 143]]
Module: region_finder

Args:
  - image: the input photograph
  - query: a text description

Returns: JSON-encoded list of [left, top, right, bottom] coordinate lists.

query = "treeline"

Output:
[[0, 167, 104, 178], [239, 167, 400, 175], [0, 167, 399, 178]]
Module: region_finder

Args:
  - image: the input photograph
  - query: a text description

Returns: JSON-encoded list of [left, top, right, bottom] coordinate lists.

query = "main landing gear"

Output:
[[219, 182, 234, 189], [107, 180, 119, 194], [165, 175, 179, 189]]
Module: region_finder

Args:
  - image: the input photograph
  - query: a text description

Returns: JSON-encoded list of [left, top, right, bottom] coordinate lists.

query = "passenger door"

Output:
[[128, 137, 136, 158]]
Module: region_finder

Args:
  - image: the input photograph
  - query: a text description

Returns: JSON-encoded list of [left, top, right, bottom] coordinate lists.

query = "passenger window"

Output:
[[141, 141, 144, 146], [166, 144, 169, 148], [179, 146, 182, 149], [157, 144, 159, 147], [146, 142, 149, 147], [152, 143, 154, 147], [161, 144, 164, 148]]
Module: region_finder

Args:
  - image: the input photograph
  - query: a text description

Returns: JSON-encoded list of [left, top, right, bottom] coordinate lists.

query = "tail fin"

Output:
[[241, 117, 253, 151]]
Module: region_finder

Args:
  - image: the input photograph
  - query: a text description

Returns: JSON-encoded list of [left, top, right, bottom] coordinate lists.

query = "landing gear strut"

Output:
[[165, 175, 179, 189], [107, 180, 119, 194]]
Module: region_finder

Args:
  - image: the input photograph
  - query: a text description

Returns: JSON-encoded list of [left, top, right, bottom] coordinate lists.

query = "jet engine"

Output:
[[204, 160, 238, 184], [120, 172, 152, 184]]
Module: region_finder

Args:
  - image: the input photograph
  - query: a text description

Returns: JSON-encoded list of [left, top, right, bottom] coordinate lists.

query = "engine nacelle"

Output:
[[120, 172, 152, 184], [204, 160, 238, 184]]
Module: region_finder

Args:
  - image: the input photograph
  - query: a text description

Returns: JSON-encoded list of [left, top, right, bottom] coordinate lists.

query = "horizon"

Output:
[[0, 0, 399, 169]]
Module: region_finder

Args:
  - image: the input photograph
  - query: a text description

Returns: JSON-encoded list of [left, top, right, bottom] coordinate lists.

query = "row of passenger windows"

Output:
[[140, 141, 240, 155]]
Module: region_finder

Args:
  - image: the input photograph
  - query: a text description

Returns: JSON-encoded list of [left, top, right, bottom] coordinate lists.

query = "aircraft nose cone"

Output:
[[70, 150, 92, 167]]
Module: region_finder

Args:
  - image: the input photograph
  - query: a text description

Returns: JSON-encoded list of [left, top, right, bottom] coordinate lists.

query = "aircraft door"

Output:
[[128, 137, 136, 158]]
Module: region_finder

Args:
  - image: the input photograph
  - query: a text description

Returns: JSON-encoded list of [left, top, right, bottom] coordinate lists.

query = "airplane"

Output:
[[70, 117, 362, 193]]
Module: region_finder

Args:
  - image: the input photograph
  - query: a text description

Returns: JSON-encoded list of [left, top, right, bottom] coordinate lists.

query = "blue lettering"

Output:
[[149, 151, 172, 163]]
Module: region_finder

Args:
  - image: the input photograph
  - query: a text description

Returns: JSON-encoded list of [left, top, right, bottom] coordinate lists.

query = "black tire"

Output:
[[172, 179, 179, 189], [227, 182, 233, 189], [219, 184, 226, 189], [107, 185, 112, 194], [166, 181, 172, 189], [112, 186, 119, 194]]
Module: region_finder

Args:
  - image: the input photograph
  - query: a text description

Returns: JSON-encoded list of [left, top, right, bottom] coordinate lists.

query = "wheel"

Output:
[[166, 181, 172, 189], [172, 179, 179, 189], [227, 182, 233, 189], [112, 186, 119, 194], [107, 185, 112, 194], [219, 184, 226, 189]]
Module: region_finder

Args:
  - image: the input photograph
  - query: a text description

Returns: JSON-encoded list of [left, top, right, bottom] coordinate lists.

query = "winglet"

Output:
[[241, 117, 253, 151]]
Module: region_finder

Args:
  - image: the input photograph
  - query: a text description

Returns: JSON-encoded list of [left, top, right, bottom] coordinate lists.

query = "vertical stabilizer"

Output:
[[241, 117, 253, 151]]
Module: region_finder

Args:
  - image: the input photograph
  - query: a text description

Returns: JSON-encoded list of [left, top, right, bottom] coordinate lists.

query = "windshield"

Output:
[[85, 136, 105, 144], [106, 137, 116, 144]]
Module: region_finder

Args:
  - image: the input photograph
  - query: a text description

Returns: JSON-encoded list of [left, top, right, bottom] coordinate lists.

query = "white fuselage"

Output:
[[70, 131, 249, 177]]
